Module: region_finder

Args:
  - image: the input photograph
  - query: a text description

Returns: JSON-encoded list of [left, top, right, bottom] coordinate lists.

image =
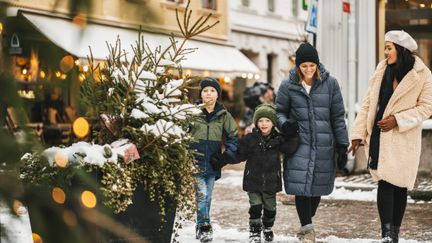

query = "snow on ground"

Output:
[[218, 170, 431, 204], [175, 220, 422, 242]]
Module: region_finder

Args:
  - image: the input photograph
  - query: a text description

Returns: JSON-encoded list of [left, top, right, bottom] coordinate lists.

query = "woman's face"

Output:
[[299, 62, 317, 80], [257, 117, 273, 136], [201, 86, 218, 105], [385, 41, 398, 65]]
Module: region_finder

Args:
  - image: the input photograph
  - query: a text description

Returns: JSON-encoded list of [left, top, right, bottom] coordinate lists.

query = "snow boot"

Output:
[[296, 224, 315, 243], [381, 223, 393, 243], [249, 223, 262, 243], [199, 223, 213, 242], [263, 226, 274, 242], [392, 225, 400, 243]]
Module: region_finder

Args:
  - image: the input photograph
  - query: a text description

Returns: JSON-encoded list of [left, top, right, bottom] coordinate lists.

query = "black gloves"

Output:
[[210, 153, 228, 171], [336, 146, 348, 171], [281, 120, 299, 136]]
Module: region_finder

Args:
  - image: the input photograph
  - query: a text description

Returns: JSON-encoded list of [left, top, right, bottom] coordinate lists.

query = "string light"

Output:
[[52, 187, 66, 204], [81, 190, 97, 208], [73, 117, 90, 138]]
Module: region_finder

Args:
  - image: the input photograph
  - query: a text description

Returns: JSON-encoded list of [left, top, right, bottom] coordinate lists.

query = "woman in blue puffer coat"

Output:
[[276, 43, 349, 242]]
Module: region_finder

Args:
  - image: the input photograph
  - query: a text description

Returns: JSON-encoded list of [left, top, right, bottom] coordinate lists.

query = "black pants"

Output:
[[377, 180, 407, 227], [295, 196, 321, 226]]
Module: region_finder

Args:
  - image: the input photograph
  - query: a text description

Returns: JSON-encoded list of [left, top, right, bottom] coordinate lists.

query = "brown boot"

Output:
[[296, 224, 316, 243]]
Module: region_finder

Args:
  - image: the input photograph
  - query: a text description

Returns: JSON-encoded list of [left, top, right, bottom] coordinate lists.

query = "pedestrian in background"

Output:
[[348, 30, 432, 243], [236, 104, 298, 243], [189, 78, 238, 243], [276, 42, 349, 243]]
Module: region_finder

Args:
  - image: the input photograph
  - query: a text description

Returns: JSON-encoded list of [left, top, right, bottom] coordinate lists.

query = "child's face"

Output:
[[201, 86, 218, 106], [257, 117, 273, 136]]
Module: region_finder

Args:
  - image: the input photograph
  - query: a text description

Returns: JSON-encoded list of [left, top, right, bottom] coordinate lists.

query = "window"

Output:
[[202, 0, 217, 10], [268, 0, 275, 12], [242, 0, 250, 7], [292, 0, 298, 17]]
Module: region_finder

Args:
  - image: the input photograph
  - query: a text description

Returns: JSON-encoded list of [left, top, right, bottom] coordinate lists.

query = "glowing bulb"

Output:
[[39, 71, 46, 79], [73, 117, 90, 138], [52, 187, 66, 204], [247, 73, 253, 79], [63, 210, 77, 226], [241, 73, 247, 79], [254, 74, 260, 80], [60, 74, 67, 80], [0, 23, 3, 35], [420, 3, 425, 7], [32, 233, 43, 243], [22, 69, 28, 75], [81, 190, 97, 208], [54, 152, 68, 168], [74, 59, 80, 66], [79, 73, 86, 82], [55, 71, 61, 78], [83, 65, 89, 72], [223, 76, 231, 83]]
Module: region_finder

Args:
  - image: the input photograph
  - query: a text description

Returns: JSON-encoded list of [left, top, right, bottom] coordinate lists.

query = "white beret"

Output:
[[385, 30, 418, 52]]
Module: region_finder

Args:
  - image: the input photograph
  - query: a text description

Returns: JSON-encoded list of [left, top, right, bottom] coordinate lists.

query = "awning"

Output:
[[19, 12, 259, 76]]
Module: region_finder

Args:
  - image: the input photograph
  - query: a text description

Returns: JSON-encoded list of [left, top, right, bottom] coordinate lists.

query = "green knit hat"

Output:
[[253, 104, 277, 126]]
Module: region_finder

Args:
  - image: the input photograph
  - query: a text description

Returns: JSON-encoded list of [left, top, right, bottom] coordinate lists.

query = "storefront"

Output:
[[1, 8, 259, 144]]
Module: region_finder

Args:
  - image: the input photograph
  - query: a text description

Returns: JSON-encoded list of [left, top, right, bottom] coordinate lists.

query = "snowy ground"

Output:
[[175, 168, 432, 243]]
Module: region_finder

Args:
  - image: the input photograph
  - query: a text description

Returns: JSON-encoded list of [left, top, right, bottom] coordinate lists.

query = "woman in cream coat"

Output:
[[348, 30, 432, 243]]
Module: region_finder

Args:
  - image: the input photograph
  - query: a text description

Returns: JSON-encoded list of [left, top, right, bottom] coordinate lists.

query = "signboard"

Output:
[[305, 0, 318, 34], [9, 33, 23, 55], [343, 1, 351, 13]]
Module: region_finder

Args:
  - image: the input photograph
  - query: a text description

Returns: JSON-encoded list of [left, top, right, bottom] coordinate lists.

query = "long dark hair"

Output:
[[393, 43, 415, 82]]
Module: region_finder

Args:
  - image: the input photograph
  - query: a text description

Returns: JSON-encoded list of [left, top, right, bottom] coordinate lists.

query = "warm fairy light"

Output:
[[52, 187, 66, 204], [59, 55, 74, 73], [22, 69, 28, 75], [83, 65, 89, 72], [73, 117, 90, 138], [247, 73, 253, 79], [60, 74, 67, 80], [223, 76, 231, 83], [254, 74, 260, 80], [79, 73, 86, 82], [420, 3, 425, 7], [54, 151, 68, 168], [81, 190, 97, 208], [39, 70, 46, 79], [55, 71, 61, 78], [74, 59, 80, 66], [63, 210, 77, 226], [0, 23, 3, 35], [241, 73, 247, 78], [32, 233, 43, 243]]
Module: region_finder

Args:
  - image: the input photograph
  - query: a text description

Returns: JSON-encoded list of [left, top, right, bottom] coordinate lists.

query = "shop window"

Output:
[[202, 0, 217, 10], [268, 0, 275, 12]]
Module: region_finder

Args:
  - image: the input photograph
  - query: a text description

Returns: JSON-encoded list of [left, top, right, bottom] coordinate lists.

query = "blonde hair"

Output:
[[295, 66, 321, 83]]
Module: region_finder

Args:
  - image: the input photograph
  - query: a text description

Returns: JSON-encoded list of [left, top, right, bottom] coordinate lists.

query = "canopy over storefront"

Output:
[[18, 11, 259, 78]]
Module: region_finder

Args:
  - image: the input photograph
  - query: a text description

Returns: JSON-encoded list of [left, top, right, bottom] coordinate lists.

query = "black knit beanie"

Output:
[[200, 77, 221, 97], [295, 42, 319, 67]]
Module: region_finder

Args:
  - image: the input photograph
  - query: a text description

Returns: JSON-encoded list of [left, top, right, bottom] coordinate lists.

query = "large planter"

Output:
[[24, 169, 176, 243]]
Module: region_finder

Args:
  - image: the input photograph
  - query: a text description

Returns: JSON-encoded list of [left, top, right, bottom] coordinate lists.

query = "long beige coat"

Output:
[[351, 56, 432, 189]]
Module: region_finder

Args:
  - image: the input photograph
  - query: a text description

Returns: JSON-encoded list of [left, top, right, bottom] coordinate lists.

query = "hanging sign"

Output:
[[9, 33, 23, 55], [305, 0, 318, 34]]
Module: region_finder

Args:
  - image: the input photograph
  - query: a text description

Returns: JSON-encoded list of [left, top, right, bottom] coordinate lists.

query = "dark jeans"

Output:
[[295, 196, 321, 226], [377, 180, 407, 227]]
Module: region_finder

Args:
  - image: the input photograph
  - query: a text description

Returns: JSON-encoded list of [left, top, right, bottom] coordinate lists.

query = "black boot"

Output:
[[381, 223, 393, 243], [249, 223, 262, 243], [392, 225, 400, 243], [263, 227, 274, 242]]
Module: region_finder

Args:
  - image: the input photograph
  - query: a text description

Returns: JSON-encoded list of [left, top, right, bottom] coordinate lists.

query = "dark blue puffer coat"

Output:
[[276, 64, 349, 196]]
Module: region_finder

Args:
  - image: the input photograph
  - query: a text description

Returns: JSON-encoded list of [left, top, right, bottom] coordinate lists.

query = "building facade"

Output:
[[229, 0, 308, 89]]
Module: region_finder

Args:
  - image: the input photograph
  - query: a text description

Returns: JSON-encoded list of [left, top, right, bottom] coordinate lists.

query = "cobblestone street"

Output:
[[199, 165, 432, 242]]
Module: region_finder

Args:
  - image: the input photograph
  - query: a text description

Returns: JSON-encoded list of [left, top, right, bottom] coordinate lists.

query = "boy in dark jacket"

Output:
[[237, 104, 298, 243]]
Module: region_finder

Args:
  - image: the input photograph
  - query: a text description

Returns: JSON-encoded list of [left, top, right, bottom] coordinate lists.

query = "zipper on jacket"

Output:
[[206, 124, 210, 172]]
